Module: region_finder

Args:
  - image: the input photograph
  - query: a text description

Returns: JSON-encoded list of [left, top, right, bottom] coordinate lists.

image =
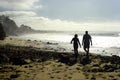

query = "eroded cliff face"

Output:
[[0, 15, 18, 36], [0, 15, 35, 36]]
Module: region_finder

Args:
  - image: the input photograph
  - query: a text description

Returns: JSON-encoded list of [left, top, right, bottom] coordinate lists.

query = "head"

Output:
[[85, 31, 88, 34], [74, 34, 78, 38]]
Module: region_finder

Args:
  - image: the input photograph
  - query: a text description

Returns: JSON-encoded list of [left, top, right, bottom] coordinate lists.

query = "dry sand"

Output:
[[0, 37, 120, 80]]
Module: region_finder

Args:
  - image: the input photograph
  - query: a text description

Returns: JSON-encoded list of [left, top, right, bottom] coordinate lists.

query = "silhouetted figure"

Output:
[[71, 34, 81, 60], [82, 31, 92, 56]]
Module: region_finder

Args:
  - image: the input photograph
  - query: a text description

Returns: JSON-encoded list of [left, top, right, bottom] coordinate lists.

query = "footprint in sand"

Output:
[[68, 68, 72, 70], [70, 72, 73, 75], [57, 77, 61, 79], [63, 77, 68, 80], [55, 70, 61, 73], [90, 76, 96, 80], [64, 74, 68, 77], [64, 69, 67, 71], [68, 76, 72, 79], [50, 76, 54, 79], [47, 73, 51, 75], [24, 66, 28, 68], [76, 67, 81, 70]]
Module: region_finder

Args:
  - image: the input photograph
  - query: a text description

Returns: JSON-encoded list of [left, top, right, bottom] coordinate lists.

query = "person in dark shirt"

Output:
[[71, 34, 81, 60], [82, 31, 92, 56]]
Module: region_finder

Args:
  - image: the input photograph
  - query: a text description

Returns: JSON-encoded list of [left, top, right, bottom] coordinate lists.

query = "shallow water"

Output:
[[19, 32, 120, 56], [19, 32, 120, 48]]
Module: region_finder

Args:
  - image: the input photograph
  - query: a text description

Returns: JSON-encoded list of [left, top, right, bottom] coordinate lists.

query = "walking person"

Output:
[[71, 34, 81, 60], [82, 31, 92, 56]]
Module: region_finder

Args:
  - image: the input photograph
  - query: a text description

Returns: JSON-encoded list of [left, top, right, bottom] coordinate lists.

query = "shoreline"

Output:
[[0, 36, 120, 56]]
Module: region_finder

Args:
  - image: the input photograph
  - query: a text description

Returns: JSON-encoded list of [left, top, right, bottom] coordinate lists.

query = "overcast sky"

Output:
[[0, 0, 120, 31]]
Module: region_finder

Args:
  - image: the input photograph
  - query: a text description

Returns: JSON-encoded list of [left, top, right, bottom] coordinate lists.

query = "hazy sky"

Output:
[[0, 0, 120, 31]]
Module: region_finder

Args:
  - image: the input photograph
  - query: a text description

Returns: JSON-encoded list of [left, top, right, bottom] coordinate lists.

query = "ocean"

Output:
[[19, 31, 120, 56]]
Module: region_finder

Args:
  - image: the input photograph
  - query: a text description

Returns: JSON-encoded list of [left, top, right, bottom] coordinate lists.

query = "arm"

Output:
[[78, 39, 81, 48], [70, 38, 73, 44], [90, 39, 92, 46], [90, 36, 92, 46], [82, 36, 84, 46]]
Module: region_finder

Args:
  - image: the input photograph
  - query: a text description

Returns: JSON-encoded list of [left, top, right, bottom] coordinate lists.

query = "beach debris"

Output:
[[0, 54, 9, 64], [91, 76, 96, 80], [76, 67, 81, 70], [47, 42, 58, 45], [102, 50, 105, 52], [24, 66, 28, 68], [59, 54, 74, 65], [27, 39, 31, 41], [0, 66, 14, 72], [50, 76, 54, 78], [111, 55, 120, 64], [34, 40, 37, 41], [10, 74, 19, 79], [10, 38, 12, 40], [80, 56, 91, 65], [102, 64, 116, 72], [58, 54, 70, 64], [10, 58, 28, 65], [91, 67, 102, 72]]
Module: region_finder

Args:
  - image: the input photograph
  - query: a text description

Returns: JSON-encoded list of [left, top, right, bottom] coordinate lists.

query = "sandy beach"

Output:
[[0, 37, 120, 80]]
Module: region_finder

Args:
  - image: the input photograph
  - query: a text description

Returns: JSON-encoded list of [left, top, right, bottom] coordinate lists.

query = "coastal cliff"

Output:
[[0, 15, 36, 36]]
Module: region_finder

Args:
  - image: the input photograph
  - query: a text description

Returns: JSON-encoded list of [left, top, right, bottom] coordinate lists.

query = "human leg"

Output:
[[86, 48, 89, 56], [84, 46, 89, 56], [83, 46, 87, 53], [74, 48, 78, 60]]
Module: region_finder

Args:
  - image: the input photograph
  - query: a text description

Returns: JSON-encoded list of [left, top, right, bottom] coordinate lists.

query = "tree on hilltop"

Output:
[[0, 23, 6, 40]]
